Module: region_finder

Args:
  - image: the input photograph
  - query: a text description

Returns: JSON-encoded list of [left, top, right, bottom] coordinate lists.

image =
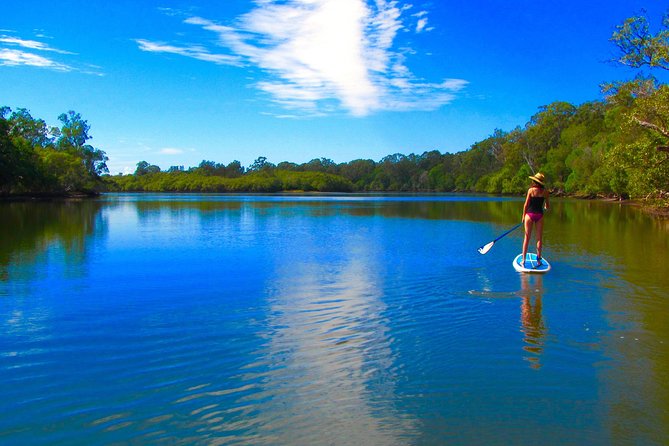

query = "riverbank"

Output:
[[594, 196, 669, 219], [551, 188, 669, 219], [0, 191, 100, 201], [638, 202, 669, 218]]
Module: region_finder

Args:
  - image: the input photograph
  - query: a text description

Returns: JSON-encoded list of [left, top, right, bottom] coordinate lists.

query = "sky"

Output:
[[1, 1, 667, 174]]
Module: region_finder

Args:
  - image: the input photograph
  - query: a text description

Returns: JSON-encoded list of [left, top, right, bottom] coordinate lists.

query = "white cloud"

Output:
[[411, 11, 433, 33], [438, 79, 468, 91], [416, 17, 428, 33], [0, 35, 76, 54], [134, 39, 241, 66], [138, 0, 467, 116], [235, 0, 381, 116], [0, 48, 71, 71], [0, 33, 102, 74]]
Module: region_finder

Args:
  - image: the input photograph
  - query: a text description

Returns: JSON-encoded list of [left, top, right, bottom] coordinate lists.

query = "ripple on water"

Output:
[[2, 196, 669, 445]]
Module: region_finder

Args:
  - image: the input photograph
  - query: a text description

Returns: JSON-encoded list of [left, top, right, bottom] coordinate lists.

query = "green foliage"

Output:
[[339, 159, 376, 189], [299, 158, 337, 174], [427, 163, 454, 191], [610, 11, 669, 71], [276, 170, 353, 192], [39, 148, 92, 193], [105, 169, 353, 193], [135, 161, 161, 176], [8, 108, 53, 147], [248, 156, 275, 172], [0, 118, 33, 192], [57, 111, 108, 177], [191, 159, 244, 177], [603, 85, 669, 199], [601, 17, 669, 200], [0, 107, 108, 196]]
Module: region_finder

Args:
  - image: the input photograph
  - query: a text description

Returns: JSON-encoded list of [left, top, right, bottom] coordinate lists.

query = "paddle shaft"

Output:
[[492, 222, 522, 243]]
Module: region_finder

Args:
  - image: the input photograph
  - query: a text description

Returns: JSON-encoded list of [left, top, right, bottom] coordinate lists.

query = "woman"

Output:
[[521, 173, 549, 267]]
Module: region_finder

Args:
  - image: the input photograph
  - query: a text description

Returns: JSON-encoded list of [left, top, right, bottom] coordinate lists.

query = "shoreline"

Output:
[[594, 196, 669, 218], [0, 191, 100, 201], [3, 190, 667, 218]]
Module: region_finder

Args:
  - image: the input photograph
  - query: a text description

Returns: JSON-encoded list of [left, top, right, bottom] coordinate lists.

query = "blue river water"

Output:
[[1, 193, 667, 445]]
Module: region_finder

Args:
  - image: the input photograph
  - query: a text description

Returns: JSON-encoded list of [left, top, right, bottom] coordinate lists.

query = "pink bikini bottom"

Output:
[[526, 212, 543, 223]]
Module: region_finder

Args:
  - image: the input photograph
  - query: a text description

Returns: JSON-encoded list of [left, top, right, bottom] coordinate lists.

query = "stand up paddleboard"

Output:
[[513, 253, 551, 273]]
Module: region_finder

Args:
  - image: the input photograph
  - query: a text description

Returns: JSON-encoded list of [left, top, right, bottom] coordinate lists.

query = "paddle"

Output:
[[477, 223, 522, 255]]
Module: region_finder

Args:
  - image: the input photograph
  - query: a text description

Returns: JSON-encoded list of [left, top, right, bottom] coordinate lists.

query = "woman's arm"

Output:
[[544, 189, 550, 211]]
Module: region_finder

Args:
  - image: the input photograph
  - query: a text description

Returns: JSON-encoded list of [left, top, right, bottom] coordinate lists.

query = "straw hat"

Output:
[[529, 173, 545, 186]]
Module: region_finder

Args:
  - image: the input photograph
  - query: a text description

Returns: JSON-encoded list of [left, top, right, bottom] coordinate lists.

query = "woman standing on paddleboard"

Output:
[[521, 173, 549, 268]]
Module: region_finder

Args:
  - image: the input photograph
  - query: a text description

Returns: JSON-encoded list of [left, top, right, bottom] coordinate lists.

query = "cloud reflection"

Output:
[[250, 228, 416, 444]]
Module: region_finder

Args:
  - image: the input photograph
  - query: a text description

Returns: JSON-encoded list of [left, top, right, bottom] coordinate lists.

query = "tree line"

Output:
[[2, 11, 668, 206], [107, 80, 669, 203]]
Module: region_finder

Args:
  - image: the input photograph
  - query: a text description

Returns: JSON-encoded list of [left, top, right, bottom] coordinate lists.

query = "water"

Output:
[[1, 194, 668, 445]]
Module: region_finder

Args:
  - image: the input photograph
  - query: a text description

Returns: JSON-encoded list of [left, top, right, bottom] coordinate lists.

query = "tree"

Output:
[[301, 157, 337, 174], [339, 159, 376, 189], [0, 116, 22, 192], [610, 10, 669, 71], [518, 102, 577, 175], [1, 107, 46, 193], [57, 111, 91, 149], [605, 11, 669, 201], [416, 150, 444, 172], [604, 84, 669, 199], [56, 111, 108, 177], [373, 153, 420, 191], [196, 160, 218, 176], [1, 107, 115, 195], [40, 148, 91, 192], [248, 156, 275, 172], [277, 161, 298, 171], [224, 160, 244, 177], [7, 108, 53, 148], [135, 160, 160, 175]]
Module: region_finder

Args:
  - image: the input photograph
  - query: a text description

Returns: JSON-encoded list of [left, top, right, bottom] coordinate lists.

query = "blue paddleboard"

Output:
[[513, 253, 551, 273]]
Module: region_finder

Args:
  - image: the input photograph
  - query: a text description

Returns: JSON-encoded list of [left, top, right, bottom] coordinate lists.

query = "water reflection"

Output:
[[517, 274, 546, 369], [2, 194, 668, 444], [100, 192, 522, 224], [0, 200, 106, 287], [251, 224, 416, 444]]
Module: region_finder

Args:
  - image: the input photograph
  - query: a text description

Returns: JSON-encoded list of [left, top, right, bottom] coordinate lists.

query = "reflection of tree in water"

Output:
[[518, 274, 547, 370], [0, 200, 106, 283]]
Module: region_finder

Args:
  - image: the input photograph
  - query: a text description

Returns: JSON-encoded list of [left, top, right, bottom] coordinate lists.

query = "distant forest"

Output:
[[2, 11, 668, 207]]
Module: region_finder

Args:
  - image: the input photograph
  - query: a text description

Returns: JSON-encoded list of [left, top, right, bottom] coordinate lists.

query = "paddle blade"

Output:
[[477, 241, 494, 255]]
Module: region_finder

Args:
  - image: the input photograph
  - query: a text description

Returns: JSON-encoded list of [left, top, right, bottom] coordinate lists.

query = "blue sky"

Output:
[[1, 1, 666, 174]]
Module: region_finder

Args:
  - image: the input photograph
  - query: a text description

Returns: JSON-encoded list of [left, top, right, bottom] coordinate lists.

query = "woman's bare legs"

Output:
[[522, 214, 533, 267], [535, 217, 544, 265]]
